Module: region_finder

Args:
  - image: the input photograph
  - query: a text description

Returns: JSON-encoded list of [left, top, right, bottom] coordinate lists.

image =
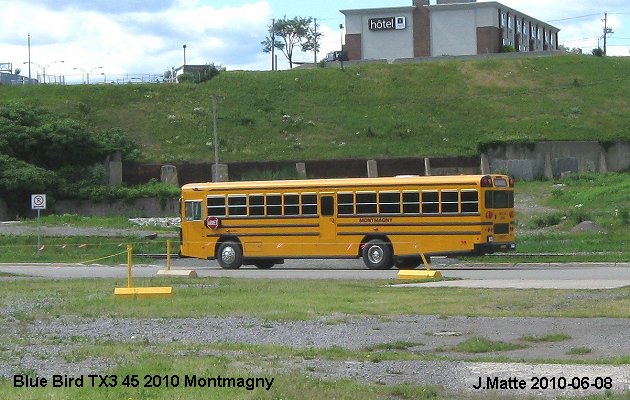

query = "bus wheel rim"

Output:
[[221, 246, 236, 264], [367, 245, 383, 264]]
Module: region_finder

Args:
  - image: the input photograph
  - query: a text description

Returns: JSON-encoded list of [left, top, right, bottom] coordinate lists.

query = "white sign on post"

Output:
[[31, 194, 47, 210]]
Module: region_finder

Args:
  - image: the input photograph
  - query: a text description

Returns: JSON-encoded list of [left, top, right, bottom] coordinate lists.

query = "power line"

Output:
[[561, 37, 599, 43], [545, 13, 600, 23]]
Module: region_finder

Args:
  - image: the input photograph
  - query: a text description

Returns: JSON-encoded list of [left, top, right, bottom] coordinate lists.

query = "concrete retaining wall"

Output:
[[54, 198, 179, 218], [0, 199, 8, 221], [483, 141, 630, 180], [123, 156, 480, 185]]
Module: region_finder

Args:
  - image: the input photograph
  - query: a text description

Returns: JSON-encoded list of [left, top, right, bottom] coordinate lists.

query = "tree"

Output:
[[0, 102, 140, 214], [592, 47, 604, 57], [176, 63, 221, 84], [262, 16, 320, 69]]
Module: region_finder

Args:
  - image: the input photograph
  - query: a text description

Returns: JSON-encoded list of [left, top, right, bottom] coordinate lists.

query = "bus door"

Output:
[[181, 199, 205, 258], [319, 193, 337, 247]]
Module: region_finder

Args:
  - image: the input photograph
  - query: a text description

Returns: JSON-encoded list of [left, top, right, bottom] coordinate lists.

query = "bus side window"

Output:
[[185, 200, 202, 221], [461, 190, 479, 213], [301, 193, 318, 215], [321, 196, 334, 217], [207, 196, 226, 216], [249, 194, 265, 216], [421, 191, 439, 214], [283, 193, 300, 216], [266, 194, 282, 216]]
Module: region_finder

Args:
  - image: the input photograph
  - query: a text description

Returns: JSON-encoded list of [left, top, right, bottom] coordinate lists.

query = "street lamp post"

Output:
[[73, 66, 103, 84], [183, 44, 187, 66], [339, 24, 344, 50], [22, 60, 64, 84]]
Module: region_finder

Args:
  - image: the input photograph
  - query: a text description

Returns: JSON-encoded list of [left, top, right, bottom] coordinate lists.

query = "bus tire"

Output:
[[394, 256, 421, 269], [217, 241, 243, 269], [362, 239, 393, 270]]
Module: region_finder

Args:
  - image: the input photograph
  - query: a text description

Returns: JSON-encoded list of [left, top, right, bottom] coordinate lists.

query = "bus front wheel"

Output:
[[217, 241, 243, 269], [362, 239, 393, 270]]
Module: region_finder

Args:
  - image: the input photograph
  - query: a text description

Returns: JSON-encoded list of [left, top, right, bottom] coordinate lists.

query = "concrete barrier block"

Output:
[[157, 269, 198, 278], [296, 162, 307, 178], [367, 159, 378, 178], [160, 165, 179, 187], [212, 164, 229, 182]]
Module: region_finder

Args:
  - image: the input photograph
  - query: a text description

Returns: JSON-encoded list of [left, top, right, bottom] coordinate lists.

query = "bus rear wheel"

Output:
[[394, 256, 421, 269], [362, 239, 393, 270], [217, 241, 243, 269]]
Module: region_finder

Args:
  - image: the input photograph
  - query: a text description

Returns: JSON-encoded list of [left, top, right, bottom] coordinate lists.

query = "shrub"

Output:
[[176, 63, 221, 84], [500, 45, 516, 53], [530, 212, 564, 228]]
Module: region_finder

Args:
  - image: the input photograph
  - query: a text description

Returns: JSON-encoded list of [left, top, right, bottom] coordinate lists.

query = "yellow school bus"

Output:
[[179, 175, 515, 269]]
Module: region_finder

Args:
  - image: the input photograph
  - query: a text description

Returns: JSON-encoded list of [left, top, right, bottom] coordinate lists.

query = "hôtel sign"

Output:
[[368, 16, 406, 31]]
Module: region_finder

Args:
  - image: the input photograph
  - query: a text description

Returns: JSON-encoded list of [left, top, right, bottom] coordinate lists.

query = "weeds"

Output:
[[452, 337, 528, 353], [520, 333, 572, 343]]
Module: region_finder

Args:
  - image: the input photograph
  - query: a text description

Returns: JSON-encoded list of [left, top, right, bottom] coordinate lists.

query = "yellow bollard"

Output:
[[396, 248, 442, 280], [115, 244, 173, 297], [156, 239, 197, 278], [166, 239, 172, 271], [127, 244, 133, 288]]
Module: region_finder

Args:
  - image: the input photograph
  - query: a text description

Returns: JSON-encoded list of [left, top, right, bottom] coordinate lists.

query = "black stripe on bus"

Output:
[[337, 231, 481, 236], [206, 232, 320, 238], [221, 223, 320, 229], [337, 222, 490, 227]]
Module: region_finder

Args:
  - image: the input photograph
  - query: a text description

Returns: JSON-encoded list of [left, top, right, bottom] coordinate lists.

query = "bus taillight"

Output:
[[481, 176, 493, 187], [508, 177, 515, 187], [485, 211, 493, 219]]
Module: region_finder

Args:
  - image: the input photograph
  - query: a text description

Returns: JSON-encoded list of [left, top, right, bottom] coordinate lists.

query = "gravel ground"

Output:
[[2, 219, 629, 397], [1, 311, 629, 398]]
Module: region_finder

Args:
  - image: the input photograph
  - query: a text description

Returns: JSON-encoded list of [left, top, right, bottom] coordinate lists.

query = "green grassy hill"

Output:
[[3, 54, 630, 163]]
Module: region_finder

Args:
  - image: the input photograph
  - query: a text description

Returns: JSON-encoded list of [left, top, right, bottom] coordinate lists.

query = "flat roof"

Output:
[[341, 6, 414, 15], [428, 1, 559, 31], [341, 1, 558, 31]]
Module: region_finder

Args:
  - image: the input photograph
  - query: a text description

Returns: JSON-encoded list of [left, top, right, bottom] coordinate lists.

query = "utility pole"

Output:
[[212, 94, 219, 179], [602, 12, 613, 55], [313, 18, 317, 64], [271, 18, 275, 71], [603, 12, 608, 55], [27, 33, 31, 83]]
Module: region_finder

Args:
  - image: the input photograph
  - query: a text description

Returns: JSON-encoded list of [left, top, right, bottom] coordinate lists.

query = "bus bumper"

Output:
[[474, 242, 516, 254]]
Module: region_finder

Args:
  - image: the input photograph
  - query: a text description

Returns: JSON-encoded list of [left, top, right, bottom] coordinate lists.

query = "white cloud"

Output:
[[0, 1, 274, 81]]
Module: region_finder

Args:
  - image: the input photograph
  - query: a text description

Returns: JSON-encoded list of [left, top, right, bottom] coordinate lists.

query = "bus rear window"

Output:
[[485, 190, 514, 209]]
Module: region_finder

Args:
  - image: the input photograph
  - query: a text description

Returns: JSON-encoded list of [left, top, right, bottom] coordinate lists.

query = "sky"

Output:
[[1, 0, 629, 83]]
